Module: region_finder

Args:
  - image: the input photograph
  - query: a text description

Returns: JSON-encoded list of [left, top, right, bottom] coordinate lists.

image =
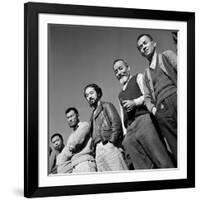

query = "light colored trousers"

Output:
[[72, 160, 97, 173], [95, 142, 128, 172]]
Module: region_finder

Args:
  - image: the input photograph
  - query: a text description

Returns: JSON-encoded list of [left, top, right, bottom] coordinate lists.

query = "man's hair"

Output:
[[50, 133, 63, 143], [136, 34, 154, 43], [65, 107, 79, 116], [84, 83, 103, 99], [113, 59, 129, 68]]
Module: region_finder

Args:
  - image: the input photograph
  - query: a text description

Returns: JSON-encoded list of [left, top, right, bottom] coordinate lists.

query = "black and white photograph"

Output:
[[48, 24, 178, 175], [1, 0, 200, 199], [24, 2, 195, 198]]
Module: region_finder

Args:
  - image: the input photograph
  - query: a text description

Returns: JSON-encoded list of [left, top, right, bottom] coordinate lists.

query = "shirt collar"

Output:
[[93, 100, 101, 115], [149, 51, 157, 70], [122, 75, 132, 91], [74, 121, 81, 130]]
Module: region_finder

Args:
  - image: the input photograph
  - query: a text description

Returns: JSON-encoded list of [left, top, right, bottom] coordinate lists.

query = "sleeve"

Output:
[[67, 122, 90, 153], [105, 102, 123, 145], [143, 71, 156, 113], [57, 122, 90, 165], [134, 73, 145, 106], [48, 149, 59, 173], [163, 50, 177, 70], [56, 154, 72, 174], [119, 100, 127, 135], [56, 146, 73, 166]]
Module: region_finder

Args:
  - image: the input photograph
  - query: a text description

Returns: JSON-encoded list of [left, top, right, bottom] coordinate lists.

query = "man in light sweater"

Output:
[[113, 59, 174, 169], [57, 107, 96, 173], [137, 33, 177, 164]]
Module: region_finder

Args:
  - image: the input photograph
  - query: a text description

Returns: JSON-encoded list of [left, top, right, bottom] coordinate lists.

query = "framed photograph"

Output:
[[24, 2, 195, 198]]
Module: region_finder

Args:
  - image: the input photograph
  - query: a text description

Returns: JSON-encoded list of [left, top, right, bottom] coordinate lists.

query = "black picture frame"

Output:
[[24, 2, 195, 198]]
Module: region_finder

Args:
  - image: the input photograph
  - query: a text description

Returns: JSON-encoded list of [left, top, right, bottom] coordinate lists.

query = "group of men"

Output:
[[49, 33, 177, 174]]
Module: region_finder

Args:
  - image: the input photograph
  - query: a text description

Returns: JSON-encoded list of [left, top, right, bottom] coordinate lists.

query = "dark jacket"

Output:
[[92, 101, 123, 147], [49, 149, 60, 174]]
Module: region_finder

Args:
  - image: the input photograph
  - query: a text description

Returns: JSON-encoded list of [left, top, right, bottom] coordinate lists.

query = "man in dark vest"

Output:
[[113, 59, 174, 169], [137, 34, 177, 164]]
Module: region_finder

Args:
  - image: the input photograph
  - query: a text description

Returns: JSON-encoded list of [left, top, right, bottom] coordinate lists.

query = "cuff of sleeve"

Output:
[[151, 106, 156, 113], [134, 96, 144, 106], [133, 99, 137, 106]]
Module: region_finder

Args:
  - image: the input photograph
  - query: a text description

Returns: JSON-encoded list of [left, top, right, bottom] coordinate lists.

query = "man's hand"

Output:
[[122, 99, 136, 112], [68, 144, 74, 152], [152, 106, 157, 115]]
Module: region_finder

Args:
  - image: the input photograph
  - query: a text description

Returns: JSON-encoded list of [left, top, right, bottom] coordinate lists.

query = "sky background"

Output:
[[48, 24, 176, 146]]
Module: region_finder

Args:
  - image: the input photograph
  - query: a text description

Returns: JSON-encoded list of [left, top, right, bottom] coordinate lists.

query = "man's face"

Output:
[[66, 110, 79, 128], [113, 60, 130, 85], [137, 35, 156, 60], [51, 136, 63, 151], [85, 87, 98, 107]]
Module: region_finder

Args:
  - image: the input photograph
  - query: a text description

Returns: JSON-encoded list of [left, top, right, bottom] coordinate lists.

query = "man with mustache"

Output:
[[113, 59, 174, 169], [137, 34, 177, 164], [84, 83, 128, 171]]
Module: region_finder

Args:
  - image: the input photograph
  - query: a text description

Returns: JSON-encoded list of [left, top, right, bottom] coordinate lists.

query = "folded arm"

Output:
[[67, 122, 90, 153]]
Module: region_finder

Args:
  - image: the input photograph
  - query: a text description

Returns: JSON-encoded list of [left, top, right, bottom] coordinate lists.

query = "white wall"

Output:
[[0, 0, 199, 199]]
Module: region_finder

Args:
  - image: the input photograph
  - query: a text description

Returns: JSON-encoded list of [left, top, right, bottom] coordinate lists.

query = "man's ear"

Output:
[[97, 93, 101, 99], [153, 42, 157, 48]]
